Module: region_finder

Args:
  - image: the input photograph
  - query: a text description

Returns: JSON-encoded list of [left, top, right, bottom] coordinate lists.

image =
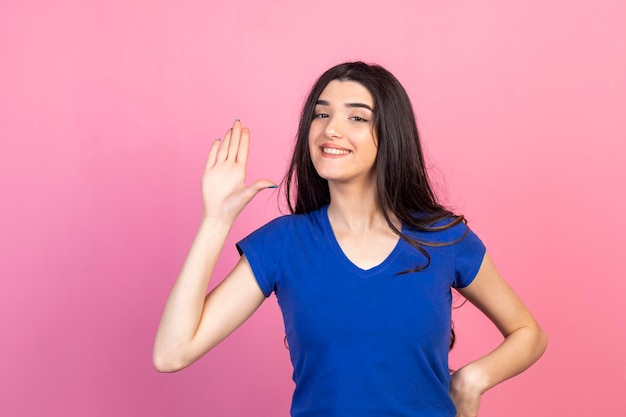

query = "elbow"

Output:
[[153, 354, 183, 373], [153, 358, 181, 374], [522, 323, 548, 363], [152, 348, 191, 373], [537, 326, 548, 357]]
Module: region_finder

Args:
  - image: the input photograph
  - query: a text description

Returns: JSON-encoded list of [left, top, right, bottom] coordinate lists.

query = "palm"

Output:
[[201, 120, 274, 221]]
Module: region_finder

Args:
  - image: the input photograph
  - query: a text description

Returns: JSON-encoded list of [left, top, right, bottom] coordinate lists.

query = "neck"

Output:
[[327, 181, 391, 233]]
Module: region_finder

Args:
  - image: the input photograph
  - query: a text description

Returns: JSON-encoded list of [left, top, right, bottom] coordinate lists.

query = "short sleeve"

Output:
[[236, 216, 290, 297], [452, 223, 486, 289]]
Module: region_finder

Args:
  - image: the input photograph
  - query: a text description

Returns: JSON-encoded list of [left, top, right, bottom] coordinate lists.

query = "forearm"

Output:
[[452, 323, 547, 395], [153, 217, 233, 369]]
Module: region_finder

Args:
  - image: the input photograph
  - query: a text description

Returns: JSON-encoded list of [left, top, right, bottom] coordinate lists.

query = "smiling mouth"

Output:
[[322, 147, 351, 156]]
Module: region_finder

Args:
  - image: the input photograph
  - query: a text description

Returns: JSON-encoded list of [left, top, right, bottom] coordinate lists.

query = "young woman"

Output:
[[153, 62, 547, 417]]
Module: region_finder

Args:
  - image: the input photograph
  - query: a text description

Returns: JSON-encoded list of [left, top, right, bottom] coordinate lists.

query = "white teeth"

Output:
[[322, 147, 350, 155]]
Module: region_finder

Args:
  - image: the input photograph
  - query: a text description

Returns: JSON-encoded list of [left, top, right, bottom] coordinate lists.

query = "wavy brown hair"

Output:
[[284, 62, 468, 274]]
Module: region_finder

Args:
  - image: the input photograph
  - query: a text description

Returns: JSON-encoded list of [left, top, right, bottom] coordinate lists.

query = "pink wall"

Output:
[[1, 1, 624, 416]]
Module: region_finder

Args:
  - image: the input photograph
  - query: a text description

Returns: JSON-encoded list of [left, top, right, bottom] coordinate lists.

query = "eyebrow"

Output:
[[315, 99, 374, 112]]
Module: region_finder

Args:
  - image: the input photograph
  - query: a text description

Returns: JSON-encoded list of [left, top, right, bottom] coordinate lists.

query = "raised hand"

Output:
[[201, 119, 276, 222]]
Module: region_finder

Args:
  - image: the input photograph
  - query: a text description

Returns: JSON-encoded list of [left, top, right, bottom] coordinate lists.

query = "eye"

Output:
[[313, 112, 329, 119], [350, 116, 368, 122]]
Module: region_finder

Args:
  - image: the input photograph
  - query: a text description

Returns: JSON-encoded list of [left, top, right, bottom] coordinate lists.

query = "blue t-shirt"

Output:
[[237, 205, 486, 417]]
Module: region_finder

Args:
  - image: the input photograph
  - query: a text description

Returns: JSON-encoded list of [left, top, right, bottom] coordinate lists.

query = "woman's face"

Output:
[[308, 80, 378, 187]]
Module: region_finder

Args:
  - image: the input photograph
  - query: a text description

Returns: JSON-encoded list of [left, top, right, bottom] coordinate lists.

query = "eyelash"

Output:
[[312, 113, 369, 123]]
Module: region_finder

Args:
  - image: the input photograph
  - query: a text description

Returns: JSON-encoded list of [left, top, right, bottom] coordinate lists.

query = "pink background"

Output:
[[1, 1, 625, 416]]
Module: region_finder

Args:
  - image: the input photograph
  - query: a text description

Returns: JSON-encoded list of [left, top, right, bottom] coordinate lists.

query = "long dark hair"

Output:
[[284, 61, 467, 273]]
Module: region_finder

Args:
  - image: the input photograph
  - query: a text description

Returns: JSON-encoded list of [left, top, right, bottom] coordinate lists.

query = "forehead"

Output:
[[317, 80, 374, 107]]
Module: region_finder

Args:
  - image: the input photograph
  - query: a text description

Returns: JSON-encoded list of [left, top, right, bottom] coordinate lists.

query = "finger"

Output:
[[216, 128, 232, 161], [236, 127, 250, 164], [227, 119, 242, 162], [251, 179, 278, 190], [205, 138, 221, 169], [240, 179, 278, 203]]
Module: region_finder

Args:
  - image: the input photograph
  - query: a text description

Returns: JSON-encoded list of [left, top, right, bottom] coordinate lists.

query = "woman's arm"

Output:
[[153, 120, 275, 372], [450, 253, 547, 417]]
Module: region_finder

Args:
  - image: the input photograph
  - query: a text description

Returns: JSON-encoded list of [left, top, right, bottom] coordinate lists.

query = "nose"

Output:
[[323, 114, 343, 139]]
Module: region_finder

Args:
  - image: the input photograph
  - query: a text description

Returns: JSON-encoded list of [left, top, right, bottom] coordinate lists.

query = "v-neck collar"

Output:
[[319, 205, 404, 276]]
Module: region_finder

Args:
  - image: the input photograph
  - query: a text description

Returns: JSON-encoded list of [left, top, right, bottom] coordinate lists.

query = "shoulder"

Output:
[[404, 214, 485, 259], [242, 207, 325, 240], [404, 213, 475, 245], [239, 215, 293, 246], [259, 214, 293, 231]]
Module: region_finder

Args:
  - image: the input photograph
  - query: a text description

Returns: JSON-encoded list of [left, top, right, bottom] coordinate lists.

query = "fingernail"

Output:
[[267, 185, 278, 189], [235, 118, 240, 122], [217, 137, 221, 142]]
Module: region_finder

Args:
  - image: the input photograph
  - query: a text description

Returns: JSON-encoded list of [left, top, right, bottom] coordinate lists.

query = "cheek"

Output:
[[308, 121, 322, 138], [361, 131, 378, 155]]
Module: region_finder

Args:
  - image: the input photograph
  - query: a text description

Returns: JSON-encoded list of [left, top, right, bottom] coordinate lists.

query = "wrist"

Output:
[[198, 215, 235, 235], [450, 363, 490, 396]]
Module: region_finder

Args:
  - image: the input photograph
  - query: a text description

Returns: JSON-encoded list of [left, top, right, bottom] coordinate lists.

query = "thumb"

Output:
[[241, 179, 278, 201]]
